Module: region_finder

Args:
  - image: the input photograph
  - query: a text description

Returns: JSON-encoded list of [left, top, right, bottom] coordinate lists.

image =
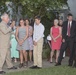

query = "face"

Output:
[[67, 16, 73, 21], [59, 20, 63, 25], [54, 20, 58, 26], [3, 15, 9, 23], [35, 19, 40, 25], [20, 20, 24, 26], [25, 20, 29, 25]]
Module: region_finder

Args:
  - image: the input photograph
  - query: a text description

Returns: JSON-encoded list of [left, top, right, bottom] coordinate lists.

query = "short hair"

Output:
[[35, 16, 41, 20], [67, 13, 73, 17], [54, 19, 59, 24], [1, 13, 8, 19]]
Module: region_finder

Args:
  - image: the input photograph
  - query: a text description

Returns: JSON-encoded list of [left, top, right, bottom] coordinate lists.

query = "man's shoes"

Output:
[[8, 66, 17, 70], [55, 63, 61, 66], [30, 66, 42, 69], [0, 71, 6, 74], [30, 66, 37, 69]]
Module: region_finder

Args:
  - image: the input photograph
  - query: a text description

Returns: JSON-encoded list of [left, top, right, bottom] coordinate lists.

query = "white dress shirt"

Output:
[[33, 23, 45, 42]]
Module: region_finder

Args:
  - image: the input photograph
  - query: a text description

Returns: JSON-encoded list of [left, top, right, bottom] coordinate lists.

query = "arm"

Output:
[[50, 27, 54, 40], [33, 25, 35, 41], [62, 22, 66, 39], [55, 27, 62, 40], [29, 26, 33, 36], [15, 27, 19, 42], [0, 24, 12, 34]]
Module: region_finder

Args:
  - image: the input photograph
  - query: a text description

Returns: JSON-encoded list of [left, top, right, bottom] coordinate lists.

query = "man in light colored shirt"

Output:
[[30, 16, 45, 69]]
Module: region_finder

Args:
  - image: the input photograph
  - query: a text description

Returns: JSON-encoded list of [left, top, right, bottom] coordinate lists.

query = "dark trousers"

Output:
[[58, 37, 75, 65]]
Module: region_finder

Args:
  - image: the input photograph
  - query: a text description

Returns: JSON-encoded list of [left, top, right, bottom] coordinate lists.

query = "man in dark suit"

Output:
[[55, 13, 76, 66]]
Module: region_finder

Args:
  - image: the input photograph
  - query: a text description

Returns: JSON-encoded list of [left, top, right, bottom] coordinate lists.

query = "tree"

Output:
[[0, 0, 68, 19], [20, 0, 68, 18]]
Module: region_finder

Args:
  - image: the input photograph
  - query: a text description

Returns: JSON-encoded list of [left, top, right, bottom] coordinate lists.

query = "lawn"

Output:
[[5, 66, 76, 75]]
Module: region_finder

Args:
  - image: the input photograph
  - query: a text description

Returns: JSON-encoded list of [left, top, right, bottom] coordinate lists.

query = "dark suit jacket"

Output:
[[62, 20, 76, 40]]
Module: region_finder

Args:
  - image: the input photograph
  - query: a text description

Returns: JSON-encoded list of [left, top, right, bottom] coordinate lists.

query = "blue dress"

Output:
[[16, 27, 29, 50]]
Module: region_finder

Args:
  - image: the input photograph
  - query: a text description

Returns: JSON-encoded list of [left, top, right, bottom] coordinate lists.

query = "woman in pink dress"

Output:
[[50, 19, 62, 63]]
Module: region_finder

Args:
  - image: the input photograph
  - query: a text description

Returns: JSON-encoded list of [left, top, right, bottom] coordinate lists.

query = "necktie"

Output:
[[67, 22, 70, 36]]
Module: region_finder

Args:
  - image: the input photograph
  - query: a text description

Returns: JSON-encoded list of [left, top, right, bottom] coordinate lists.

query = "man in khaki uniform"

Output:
[[0, 13, 17, 74]]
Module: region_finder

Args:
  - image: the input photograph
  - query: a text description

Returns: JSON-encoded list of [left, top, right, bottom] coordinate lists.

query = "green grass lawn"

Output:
[[5, 66, 76, 75]]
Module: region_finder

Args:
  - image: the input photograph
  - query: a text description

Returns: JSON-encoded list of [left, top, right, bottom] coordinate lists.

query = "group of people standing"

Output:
[[0, 12, 76, 74], [0, 13, 44, 74], [50, 13, 76, 67]]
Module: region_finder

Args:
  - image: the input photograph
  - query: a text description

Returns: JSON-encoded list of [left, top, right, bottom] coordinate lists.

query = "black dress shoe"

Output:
[[8, 66, 17, 70], [55, 63, 61, 66], [30, 66, 37, 69], [0, 71, 6, 74]]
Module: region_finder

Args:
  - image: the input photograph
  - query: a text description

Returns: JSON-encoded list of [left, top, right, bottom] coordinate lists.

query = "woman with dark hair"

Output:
[[25, 18, 33, 62], [16, 19, 29, 68]]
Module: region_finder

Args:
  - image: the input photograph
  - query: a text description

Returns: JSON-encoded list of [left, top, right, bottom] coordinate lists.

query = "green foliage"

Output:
[[0, 0, 68, 19]]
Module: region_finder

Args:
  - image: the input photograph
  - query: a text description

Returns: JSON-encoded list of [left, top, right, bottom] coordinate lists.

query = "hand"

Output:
[[18, 40, 21, 46], [10, 24, 14, 28], [62, 39, 65, 42], [20, 39, 24, 45], [33, 41, 37, 46], [10, 21, 15, 28], [18, 40, 24, 46], [53, 38, 56, 42]]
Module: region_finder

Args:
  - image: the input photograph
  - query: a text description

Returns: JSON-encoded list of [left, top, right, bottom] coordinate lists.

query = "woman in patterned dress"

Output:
[[25, 18, 33, 62]]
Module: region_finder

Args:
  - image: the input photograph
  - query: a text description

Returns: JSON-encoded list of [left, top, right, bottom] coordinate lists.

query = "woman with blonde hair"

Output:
[[50, 19, 62, 63]]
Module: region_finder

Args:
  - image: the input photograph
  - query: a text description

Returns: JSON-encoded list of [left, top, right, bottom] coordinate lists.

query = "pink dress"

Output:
[[51, 26, 62, 50]]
